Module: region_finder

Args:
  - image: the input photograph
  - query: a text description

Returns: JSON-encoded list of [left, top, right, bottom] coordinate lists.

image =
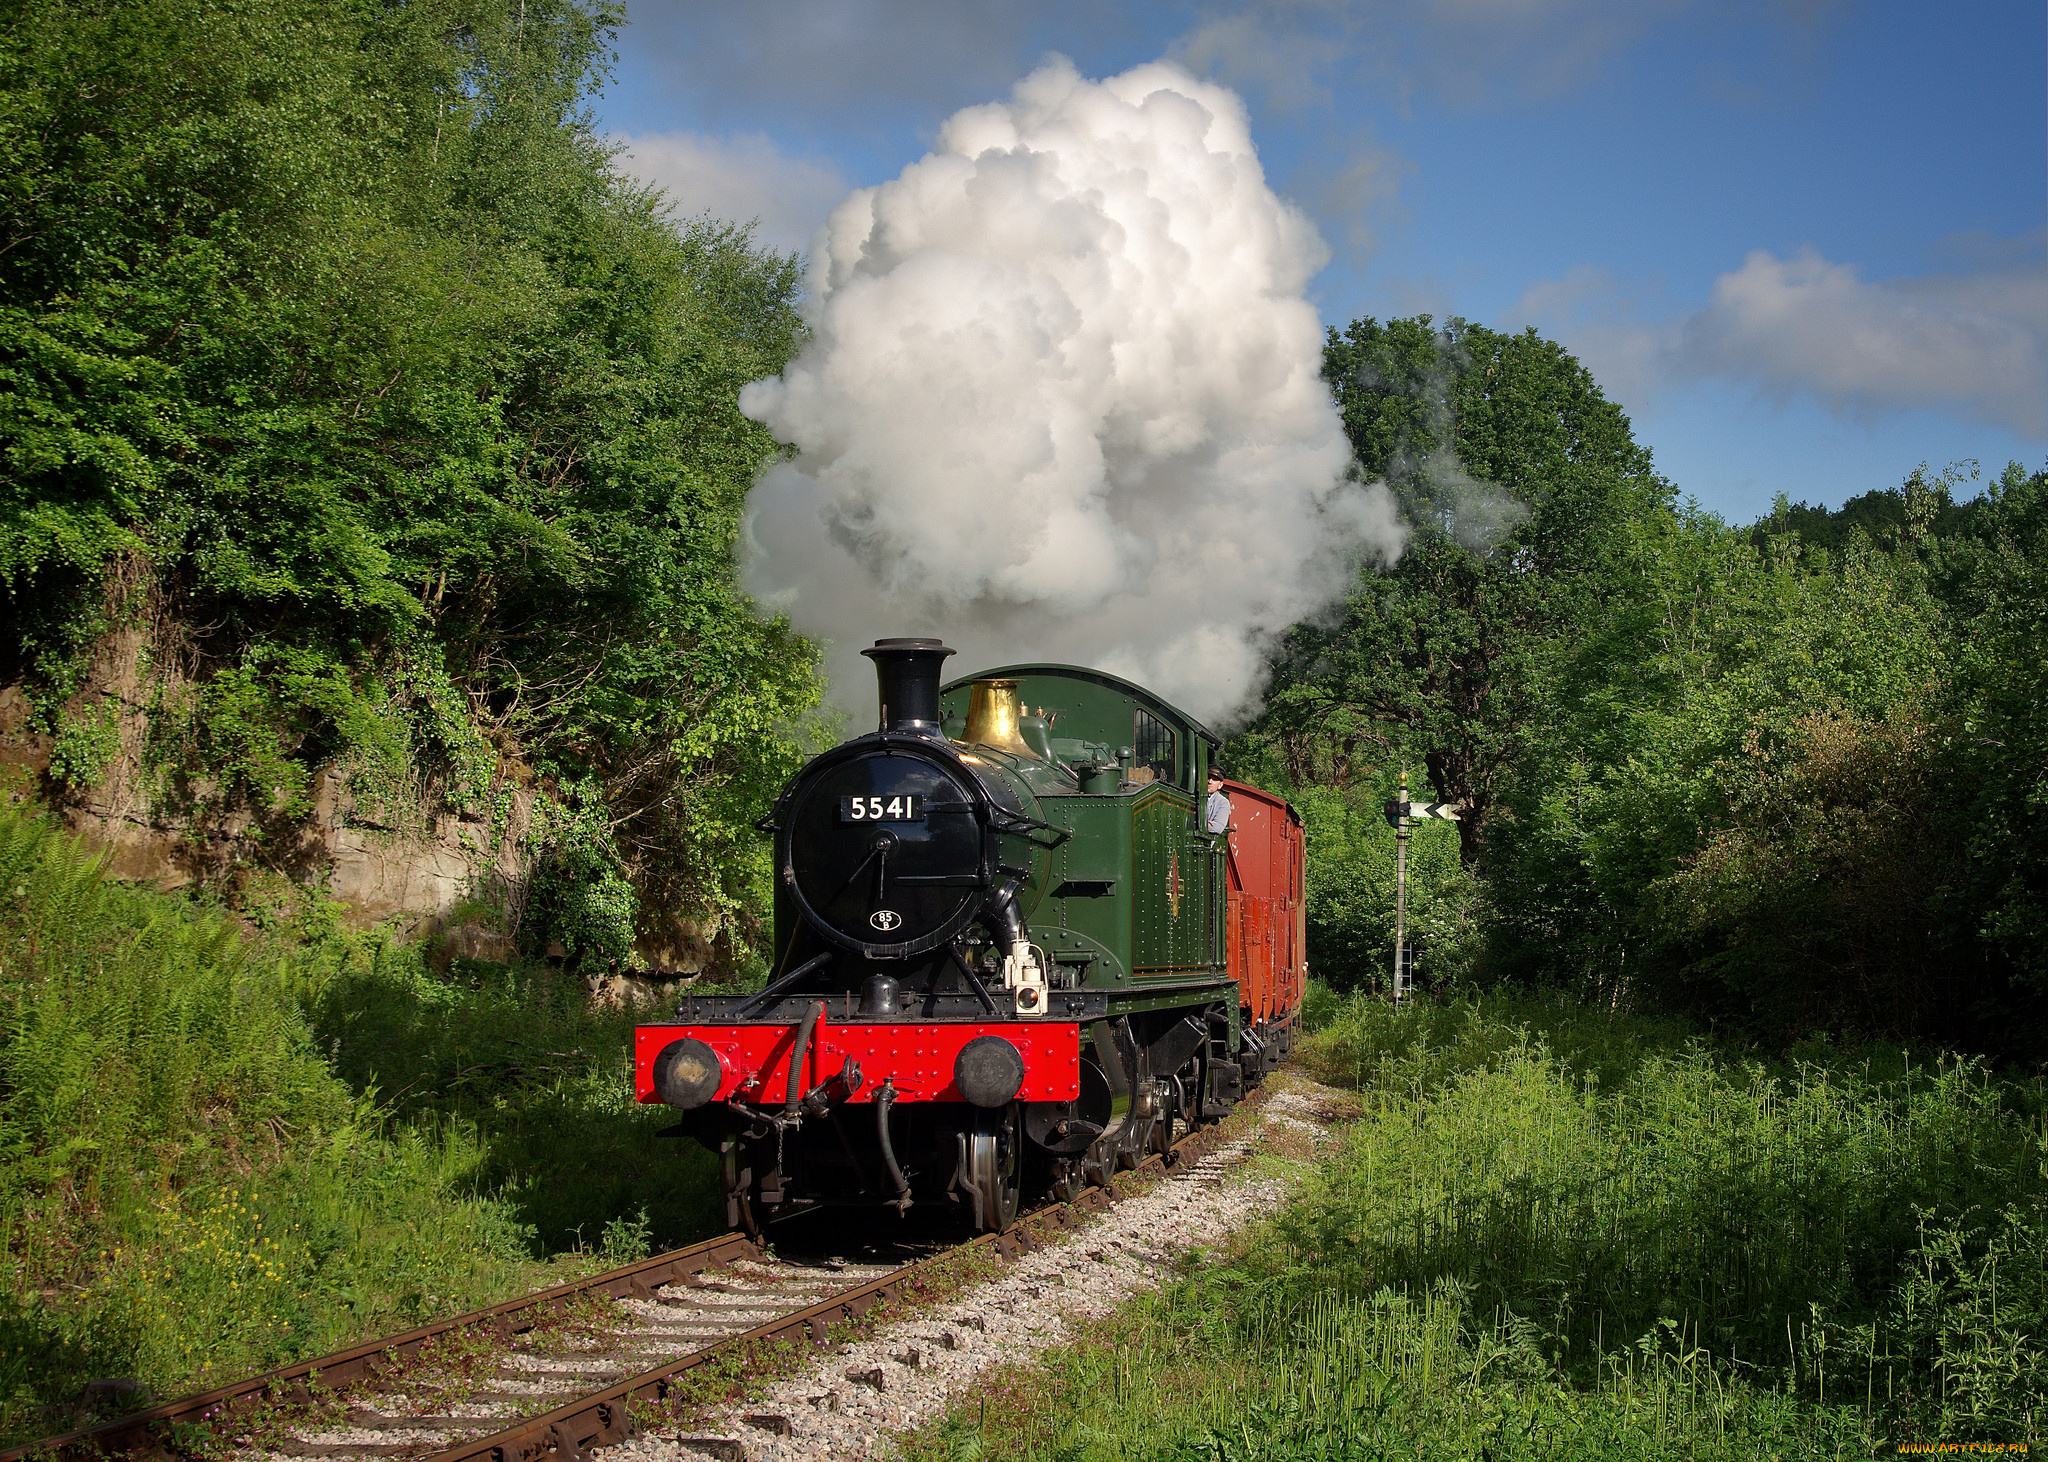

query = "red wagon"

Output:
[[1221, 779, 1306, 1067]]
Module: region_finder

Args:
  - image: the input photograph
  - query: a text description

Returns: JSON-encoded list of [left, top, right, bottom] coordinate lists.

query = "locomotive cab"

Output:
[[634, 638, 1301, 1235]]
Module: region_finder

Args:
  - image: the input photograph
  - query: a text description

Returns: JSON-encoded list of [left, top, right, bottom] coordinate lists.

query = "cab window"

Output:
[[1133, 709, 1178, 786]]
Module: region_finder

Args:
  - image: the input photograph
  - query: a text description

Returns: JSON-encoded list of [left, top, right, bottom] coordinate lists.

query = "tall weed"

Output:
[[913, 994, 2048, 1456], [0, 815, 600, 1440], [301, 944, 721, 1254]]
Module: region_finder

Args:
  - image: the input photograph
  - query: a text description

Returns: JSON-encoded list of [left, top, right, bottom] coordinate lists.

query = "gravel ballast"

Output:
[[606, 1075, 1347, 1462]]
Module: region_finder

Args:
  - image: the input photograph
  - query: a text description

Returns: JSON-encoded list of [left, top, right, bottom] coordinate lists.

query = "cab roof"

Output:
[[940, 662, 1222, 750]]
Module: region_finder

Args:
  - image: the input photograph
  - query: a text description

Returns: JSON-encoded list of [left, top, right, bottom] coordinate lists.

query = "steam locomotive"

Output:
[[633, 639, 1306, 1233]]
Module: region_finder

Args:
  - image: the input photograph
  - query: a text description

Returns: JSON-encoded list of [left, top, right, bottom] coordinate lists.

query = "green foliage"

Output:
[[1261, 315, 1673, 864], [912, 1002, 2048, 1459], [300, 940, 722, 1258], [1945, 463, 2048, 998], [1485, 458, 2048, 1043], [1296, 1045, 2040, 1421], [0, 810, 595, 1440], [1292, 996, 2048, 1439], [43, 701, 119, 791], [1294, 988, 1699, 1099], [0, 0, 823, 954], [524, 787, 639, 964], [1275, 781, 1477, 994], [910, 1277, 1870, 1460], [1266, 308, 2048, 1045]]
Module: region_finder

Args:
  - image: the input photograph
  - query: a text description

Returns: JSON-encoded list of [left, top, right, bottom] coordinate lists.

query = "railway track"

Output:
[[4, 1096, 1263, 1462]]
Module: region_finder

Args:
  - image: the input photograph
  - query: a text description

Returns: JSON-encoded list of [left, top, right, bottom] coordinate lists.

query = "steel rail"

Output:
[[7, 1082, 1270, 1462], [0, 1232, 761, 1462], [413, 1098, 1261, 1462]]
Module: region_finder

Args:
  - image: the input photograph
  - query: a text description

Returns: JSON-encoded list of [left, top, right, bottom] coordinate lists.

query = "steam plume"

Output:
[[739, 58, 1403, 727]]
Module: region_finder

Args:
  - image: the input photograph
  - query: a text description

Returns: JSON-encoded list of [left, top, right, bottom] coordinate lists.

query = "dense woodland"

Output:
[[2, 0, 2047, 1450], [1, 0, 821, 965], [1250, 320, 2046, 1053]]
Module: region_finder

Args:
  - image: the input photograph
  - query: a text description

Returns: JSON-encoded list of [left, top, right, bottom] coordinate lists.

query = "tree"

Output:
[[1260, 315, 1672, 865], [0, 0, 821, 959]]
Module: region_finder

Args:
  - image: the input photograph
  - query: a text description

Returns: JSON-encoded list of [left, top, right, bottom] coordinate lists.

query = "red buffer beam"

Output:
[[634, 1020, 1081, 1105]]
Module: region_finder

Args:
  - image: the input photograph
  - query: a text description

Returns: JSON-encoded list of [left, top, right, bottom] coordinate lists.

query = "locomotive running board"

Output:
[[680, 979, 1236, 1027]]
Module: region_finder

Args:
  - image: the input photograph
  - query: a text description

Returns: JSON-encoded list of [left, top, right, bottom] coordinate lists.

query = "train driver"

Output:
[[1206, 767, 1232, 834]]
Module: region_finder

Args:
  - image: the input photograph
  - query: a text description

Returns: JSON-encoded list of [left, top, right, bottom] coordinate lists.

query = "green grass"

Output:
[[302, 941, 724, 1255], [906, 987, 2048, 1458], [0, 811, 720, 1442]]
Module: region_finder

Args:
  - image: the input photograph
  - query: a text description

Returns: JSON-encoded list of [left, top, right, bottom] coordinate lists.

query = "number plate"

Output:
[[839, 794, 925, 823]]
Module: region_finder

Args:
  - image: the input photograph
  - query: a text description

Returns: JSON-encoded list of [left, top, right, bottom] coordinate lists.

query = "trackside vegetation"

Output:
[[4, 0, 2046, 1451], [0, 812, 717, 1442], [909, 991, 2048, 1458], [0, 0, 823, 960], [1247, 317, 2047, 1055]]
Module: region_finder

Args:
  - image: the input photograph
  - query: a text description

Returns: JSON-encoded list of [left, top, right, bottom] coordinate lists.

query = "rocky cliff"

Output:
[[1, 628, 536, 944]]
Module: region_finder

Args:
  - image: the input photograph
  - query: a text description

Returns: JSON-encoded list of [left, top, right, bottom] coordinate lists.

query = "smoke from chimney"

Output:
[[739, 57, 1404, 727]]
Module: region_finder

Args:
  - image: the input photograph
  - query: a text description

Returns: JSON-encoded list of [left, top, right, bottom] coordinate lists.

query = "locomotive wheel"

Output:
[[732, 1187, 763, 1240], [1048, 1156, 1085, 1205], [968, 1106, 1021, 1231], [1151, 1076, 1185, 1158], [1116, 1109, 1154, 1171]]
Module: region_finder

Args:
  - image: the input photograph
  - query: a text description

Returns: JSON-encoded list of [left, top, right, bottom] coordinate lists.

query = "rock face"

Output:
[[1, 630, 537, 942], [312, 777, 539, 935], [3, 627, 734, 975]]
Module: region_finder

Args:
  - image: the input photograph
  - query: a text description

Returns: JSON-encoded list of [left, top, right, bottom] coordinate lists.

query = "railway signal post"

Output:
[[1381, 777, 1465, 1003], [1393, 770, 1410, 1001]]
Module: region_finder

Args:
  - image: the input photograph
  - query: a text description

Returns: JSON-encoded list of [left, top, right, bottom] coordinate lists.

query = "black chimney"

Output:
[[863, 638, 954, 735]]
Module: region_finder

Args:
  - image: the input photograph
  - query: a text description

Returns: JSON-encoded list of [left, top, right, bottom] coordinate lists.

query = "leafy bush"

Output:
[[913, 999, 2048, 1457], [1289, 783, 1479, 994], [523, 789, 640, 964], [0, 0, 822, 957], [0, 811, 679, 1441], [1255, 308, 2048, 1049], [42, 704, 119, 792]]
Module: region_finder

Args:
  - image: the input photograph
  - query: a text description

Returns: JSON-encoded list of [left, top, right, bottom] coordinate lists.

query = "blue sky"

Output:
[[597, 0, 2045, 524]]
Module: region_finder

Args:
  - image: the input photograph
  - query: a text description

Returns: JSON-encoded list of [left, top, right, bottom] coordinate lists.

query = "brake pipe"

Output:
[[947, 944, 1000, 1014], [876, 1080, 912, 1210], [783, 1001, 825, 1120]]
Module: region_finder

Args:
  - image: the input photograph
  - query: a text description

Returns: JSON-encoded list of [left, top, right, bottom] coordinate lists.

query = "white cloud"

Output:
[[738, 57, 1405, 727], [611, 131, 850, 255], [1515, 245, 2048, 439]]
